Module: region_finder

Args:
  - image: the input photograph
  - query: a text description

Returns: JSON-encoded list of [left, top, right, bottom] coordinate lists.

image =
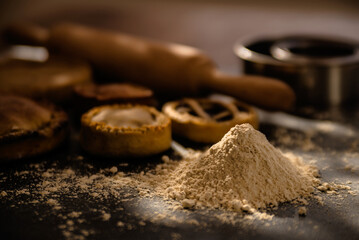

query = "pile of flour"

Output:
[[139, 123, 319, 211]]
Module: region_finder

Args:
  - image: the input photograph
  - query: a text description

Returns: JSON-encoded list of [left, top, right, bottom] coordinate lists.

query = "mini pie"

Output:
[[162, 98, 258, 143], [80, 105, 171, 157], [0, 55, 92, 103], [0, 95, 68, 161], [73, 83, 156, 114]]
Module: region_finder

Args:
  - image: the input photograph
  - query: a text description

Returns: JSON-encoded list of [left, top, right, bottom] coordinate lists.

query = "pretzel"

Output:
[[162, 98, 258, 143]]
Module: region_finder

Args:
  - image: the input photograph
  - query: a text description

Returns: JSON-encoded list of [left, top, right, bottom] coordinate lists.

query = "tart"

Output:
[[0, 55, 92, 103], [80, 105, 171, 157], [162, 98, 258, 143], [73, 83, 155, 114], [0, 95, 68, 161]]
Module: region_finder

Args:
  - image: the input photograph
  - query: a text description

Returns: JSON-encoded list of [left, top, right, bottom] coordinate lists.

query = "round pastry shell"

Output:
[[80, 104, 171, 157]]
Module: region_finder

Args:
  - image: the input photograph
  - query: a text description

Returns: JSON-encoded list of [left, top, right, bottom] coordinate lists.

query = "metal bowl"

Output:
[[234, 35, 359, 107]]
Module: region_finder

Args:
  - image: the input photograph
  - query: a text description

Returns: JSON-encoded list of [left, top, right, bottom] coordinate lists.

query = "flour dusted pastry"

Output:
[[0, 55, 91, 103], [162, 98, 258, 143], [0, 95, 68, 161], [80, 105, 171, 157]]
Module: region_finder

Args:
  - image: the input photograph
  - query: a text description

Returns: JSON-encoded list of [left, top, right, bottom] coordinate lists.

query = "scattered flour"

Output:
[[101, 212, 111, 221], [272, 127, 319, 152], [298, 207, 307, 216], [117, 221, 125, 227]]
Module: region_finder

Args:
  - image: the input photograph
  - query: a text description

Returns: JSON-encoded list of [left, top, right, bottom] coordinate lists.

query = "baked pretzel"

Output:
[[162, 98, 258, 143]]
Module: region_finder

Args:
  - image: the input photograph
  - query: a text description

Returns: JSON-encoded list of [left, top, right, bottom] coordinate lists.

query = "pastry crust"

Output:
[[0, 95, 68, 161], [162, 98, 258, 143], [0, 55, 92, 103], [73, 83, 155, 114], [80, 105, 171, 157]]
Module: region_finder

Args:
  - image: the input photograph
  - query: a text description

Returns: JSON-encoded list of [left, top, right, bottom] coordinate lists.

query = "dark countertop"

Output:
[[0, 0, 359, 239], [1, 108, 358, 240]]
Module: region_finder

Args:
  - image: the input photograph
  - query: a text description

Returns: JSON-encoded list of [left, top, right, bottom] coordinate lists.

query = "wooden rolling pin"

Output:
[[3, 23, 295, 110]]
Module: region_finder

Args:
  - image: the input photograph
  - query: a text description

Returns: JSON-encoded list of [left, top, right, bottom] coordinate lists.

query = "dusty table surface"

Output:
[[0, 0, 359, 239], [0, 107, 358, 240]]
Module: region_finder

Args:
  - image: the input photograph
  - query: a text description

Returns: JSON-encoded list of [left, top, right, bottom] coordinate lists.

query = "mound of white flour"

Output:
[[142, 124, 319, 212]]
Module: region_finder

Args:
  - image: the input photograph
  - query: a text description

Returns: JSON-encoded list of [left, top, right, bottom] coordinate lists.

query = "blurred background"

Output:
[[1, 0, 358, 74]]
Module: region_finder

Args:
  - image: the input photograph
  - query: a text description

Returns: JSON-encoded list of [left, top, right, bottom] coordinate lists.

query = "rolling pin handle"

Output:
[[206, 70, 296, 111]]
